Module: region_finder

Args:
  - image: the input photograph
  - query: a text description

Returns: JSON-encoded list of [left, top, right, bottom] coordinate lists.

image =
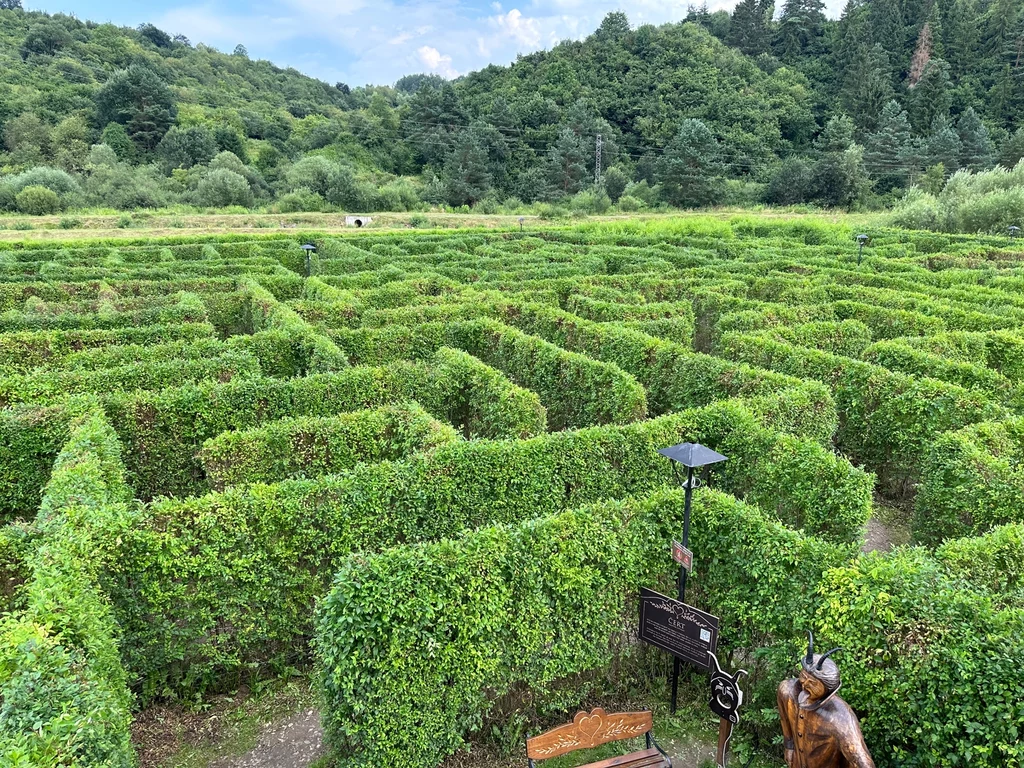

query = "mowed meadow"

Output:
[[1, 216, 1023, 768]]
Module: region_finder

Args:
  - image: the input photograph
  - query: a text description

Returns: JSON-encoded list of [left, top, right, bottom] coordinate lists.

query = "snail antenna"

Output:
[[817, 647, 842, 670], [805, 630, 814, 665]]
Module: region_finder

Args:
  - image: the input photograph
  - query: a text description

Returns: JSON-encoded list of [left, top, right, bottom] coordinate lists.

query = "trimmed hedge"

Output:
[[914, 418, 1024, 545], [502, 303, 837, 443], [199, 402, 460, 489], [0, 350, 262, 407], [717, 331, 1004, 483], [0, 290, 209, 332], [103, 350, 545, 499], [241, 278, 350, 372], [862, 338, 1015, 399], [896, 330, 1024, 382], [444, 319, 648, 430], [0, 412, 135, 767], [0, 322, 217, 374], [315, 488, 851, 768], [816, 547, 1024, 767], [98, 398, 868, 700]]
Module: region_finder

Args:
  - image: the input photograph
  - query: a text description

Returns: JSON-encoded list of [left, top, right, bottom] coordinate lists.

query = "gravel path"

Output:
[[211, 710, 324, 768]]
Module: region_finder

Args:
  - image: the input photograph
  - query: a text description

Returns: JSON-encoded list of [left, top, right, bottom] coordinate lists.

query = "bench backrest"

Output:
[[526, 708, 654, 761]]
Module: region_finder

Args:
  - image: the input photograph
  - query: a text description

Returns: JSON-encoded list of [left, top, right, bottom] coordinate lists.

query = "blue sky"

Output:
[[27, 0, 846, 88]]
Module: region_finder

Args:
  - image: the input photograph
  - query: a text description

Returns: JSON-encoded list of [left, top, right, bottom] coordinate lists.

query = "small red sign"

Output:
[[672, 541, 693, 572]]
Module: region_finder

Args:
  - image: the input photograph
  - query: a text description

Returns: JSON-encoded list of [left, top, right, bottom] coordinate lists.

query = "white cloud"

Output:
[[491, 9, 542, 48], [389, 32, 413, 45], [416, 45, 459, 78]]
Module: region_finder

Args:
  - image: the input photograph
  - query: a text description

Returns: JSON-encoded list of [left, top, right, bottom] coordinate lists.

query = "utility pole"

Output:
[[595, 134, 602, 187]]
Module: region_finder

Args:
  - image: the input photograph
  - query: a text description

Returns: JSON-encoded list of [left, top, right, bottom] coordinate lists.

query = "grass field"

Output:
[[2, 214, 1023, 768]]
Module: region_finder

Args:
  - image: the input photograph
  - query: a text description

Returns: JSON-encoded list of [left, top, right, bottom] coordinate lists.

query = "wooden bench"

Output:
[[526, 707, 673, 768]]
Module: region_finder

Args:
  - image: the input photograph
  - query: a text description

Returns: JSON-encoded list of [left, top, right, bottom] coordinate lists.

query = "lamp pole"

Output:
[[856, 234, 868, 266], [657, 441, 727, 714]]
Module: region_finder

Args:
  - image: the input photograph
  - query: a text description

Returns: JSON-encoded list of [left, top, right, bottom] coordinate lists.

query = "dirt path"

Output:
[[213, 708, 724, 768], [210, 710, 324, 768]]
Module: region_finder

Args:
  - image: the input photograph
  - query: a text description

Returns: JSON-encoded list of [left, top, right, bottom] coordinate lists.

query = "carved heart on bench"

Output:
[[575, 710, 605, 742]]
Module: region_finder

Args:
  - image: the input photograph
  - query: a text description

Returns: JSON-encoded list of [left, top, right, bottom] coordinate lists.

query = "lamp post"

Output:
[[300, 242, 317, 277], [856, 234, 869, 266], [657, 441, 728, 714], [518, 216, 525, 232], [1010, 226, 1021, 243]]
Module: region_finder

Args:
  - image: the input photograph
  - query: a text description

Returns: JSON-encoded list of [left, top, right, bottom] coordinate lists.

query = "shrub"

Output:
[[315, 488, 851, 768], [195, 168, 254, 208], [198, 402, 460, 489], [616, 194, 645, 212], [59, 216, 82, 229], [278, 188, 327, 213], [817, 547, 1024, 767], [914, 419, 1024, 545], [15, 185, 61, 215], [0, 412, 134, 767]]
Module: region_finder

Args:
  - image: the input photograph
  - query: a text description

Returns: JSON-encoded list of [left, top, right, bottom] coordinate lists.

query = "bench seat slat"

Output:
[[578, 747, 670, 768]]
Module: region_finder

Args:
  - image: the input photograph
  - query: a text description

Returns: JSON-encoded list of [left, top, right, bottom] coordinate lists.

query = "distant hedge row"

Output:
[[502, 303, 838, 443], [717, 331, 1004, 485], [199, 401, 460, 489]]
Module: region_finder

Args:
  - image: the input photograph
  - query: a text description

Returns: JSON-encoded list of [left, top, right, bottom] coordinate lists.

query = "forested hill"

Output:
[[0, 1, 1021, 216]]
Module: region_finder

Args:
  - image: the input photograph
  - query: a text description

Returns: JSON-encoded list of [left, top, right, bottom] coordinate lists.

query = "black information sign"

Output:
[[639, 587, 719, 671]]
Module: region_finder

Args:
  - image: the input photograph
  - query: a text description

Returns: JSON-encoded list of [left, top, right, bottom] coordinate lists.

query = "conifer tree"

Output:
[[1001, 128, 1024, 168], [840, 44, 895, 132], [956, 107, 994, 171], [865, 100, 917, 191], [657, 119, 726, 208], [443, 133, 491, 207], [908, 58, 953, 132], [728, 0, 772, 55], [926, 114, 962, 171], [546, 128, 589, 197]]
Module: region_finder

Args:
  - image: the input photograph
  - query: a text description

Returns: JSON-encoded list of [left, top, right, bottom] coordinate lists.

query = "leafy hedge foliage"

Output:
[[94, 398, 868, 701], [199, 402, 460, 489], [103, 349, 545, 499], [861, 339, 1014, 398], [315, 488, 851, 768], [895, 330, 1024, 382], [0, 290, 209, 332], [816, 546, 1024, 767], [445, 319, 648, 429], [0, 412, 135, 767], [717, 331, 1004, 483], [241, 278, 350, 372], [502, 302, 838, 443], [0, 350, 261, 407], [914, 418, 1024, 545]]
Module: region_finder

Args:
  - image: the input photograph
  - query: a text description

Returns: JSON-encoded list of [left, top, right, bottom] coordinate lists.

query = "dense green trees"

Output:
[[0, 3, 1021, 215]]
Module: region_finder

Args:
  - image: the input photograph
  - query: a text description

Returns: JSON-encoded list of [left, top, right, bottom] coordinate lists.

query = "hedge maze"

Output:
[[1, 219, 1023, 768]]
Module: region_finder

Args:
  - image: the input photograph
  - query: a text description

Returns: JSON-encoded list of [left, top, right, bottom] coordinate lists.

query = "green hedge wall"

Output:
[[896, 330, 1024, 382], [0, 290, 209, 332], [0, 412, 135, 767], [861, 339, 1014, 397], [717, 331, 1004, 483], [0, 322, 217, 374], [914, 419, 1024, 545], [816, 547, 1024, 768], [0, 351, 262, 408], [96, 398, 868, 701], [444, 319, 648, 430], [103, 350, 545, 499], [315, 488, 851, 768], [0, 401, 92, 521], [199, 402, 460, 489], [502, 303, 837, 443], [241, 278, 350, 372]]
